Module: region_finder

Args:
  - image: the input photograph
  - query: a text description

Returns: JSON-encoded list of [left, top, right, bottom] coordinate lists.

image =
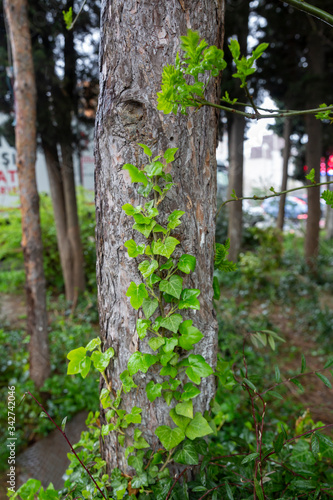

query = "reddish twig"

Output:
[[166, 467, 189, 500], [27, 391, 107, 500]]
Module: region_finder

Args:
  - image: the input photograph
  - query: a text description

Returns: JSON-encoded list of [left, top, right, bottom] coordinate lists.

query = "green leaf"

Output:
[[243, 378, 257, 392], [274, 433, 284, 454], [124, 239, 146, 258], [128, 352, 158, 375], [144, 161, 164, 178], [175, 400, 193, 418], [241, 452, 260, 464], [122, 203, 142, 216], [177, 254, 196, 274], [146, 381, 163, 402], [133, 213, 152, 225], [301, 354, 306, 374], [185, 413, 213, 440], [124, 407, 142, 425], [160, 364, 178, 378], [159, 275, 183, 299], [167, 210, 185, 229], [163, 391, 174, 405], [126, 282, 148, 309], [213, 275, 220, 300], [120, 370, 137, 392], [312, 434, 320, 456], [160, 258, 174, 270], [85, 337, 101, 351], [290, 378, 305, 393], [321, 190, 333, 208], [181, 382, 201, 401], [138, 259, 159, 278], [155, 426, 185, 450], [179, 288, 200, 310], [160, 314, 183, 333], [164, 148, 179, 163], [153, 224, 167, 234], [79, 356, 91, 378], [254, 478, 264, 500], [134, 436, 150, 449], [225, 482, 234, 500], [142, 298, 159, 319], [67, 347, 87, 375], [163, 337, 179, 353], [137, 143, 152, 157], [133, 219, 156, 238], [148, 337, 165, 351], [169, 408, 191, 432], [136, 319, 151, 340], [62, 7, 73, 29], [275, 365, 281, 383], [173, 440, 199, 465], [185, 354, 214, 385], [146, 273, 161, 286], [152, 237, 180, 258], [268, 390, 283, 400], [123, 163, 148, 186], [315, 372, 332, 389], [305, 168, 316, 183], [178, 320, 203, 350], [91, 347, 115, 372]]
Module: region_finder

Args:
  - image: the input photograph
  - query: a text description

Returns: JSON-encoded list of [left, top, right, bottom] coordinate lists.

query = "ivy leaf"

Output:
[[169, 408, 191, 432], [79, 356, 91, 378], [134, 436, 150, 449], [120, 370, 137, 392], [138, 259, 159, 278], [137, 143, 152, 157], [136, 319, 151, 340], [167, 210, 185, 229], [142, 298, 159, 319], [175, 400, 193, 418], [133, 213, 152, 225], [126, 282, 148, 309], [179, 289, 200, 310], [164, 148, 179, 163], [85, 337, 101, 351], [160, 258, 174, 270], [178, 320, 203, 350], [148, 337, 165, 351], [184, 354, 214, 385], [138, 181, 153, 198], [177, 254, 196, 274], [160, 314, 183, 333], [124, 407, 142, 425], [152, 237, 180, 258], [133, 219, 156, 238], [128, 352, 158, 375], [173, 440, 199, 465], [159, 275, 183, 300], [91, 347, 115, 372], [124, 239, 145, 258], [146, 273, 161, 286], [163, 391, 174, 406], [123, 163, 148, 186], [153, 224, 167, 234], [163, 337, 179, 353], [181, 382, 201, 401], [67, 347, 87, 375], [122, 203, 142, 216], [160, 364, 178, 378], [155, 426, 185, 450], [146, 381, 163, 402], [185, 413, 213, 440], [144, 161, 164, 178]]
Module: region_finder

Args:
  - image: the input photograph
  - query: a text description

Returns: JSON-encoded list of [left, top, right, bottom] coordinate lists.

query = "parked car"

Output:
[[261, 196, 307, 220]]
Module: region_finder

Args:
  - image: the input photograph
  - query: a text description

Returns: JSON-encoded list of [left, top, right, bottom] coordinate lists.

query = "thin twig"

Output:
[[166, 467, 189, 500], [277, 0, 333, 28], [27, 391, 107, 500], [217, 180, 333, 216], [68, 0, 88, 30]]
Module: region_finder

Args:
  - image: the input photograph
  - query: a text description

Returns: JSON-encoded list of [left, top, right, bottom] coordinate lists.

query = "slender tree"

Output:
[[4, 0, 50, 388], [95, 0, 221, 472]]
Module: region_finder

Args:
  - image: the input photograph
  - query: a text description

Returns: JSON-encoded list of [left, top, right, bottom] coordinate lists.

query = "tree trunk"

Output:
[[42, 139, 74, 300], [277, 117, 291, 231], [4, 0, 50, 388], [95, 0, 221, 473], [227, 113, 245, 261], [304, 31, 323, 270]]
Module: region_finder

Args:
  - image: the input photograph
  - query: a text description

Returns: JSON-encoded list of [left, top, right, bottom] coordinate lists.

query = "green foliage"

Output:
[[322, 189, 333, 208], [62, 7, 73, 30], [0, 190, 96, 294]]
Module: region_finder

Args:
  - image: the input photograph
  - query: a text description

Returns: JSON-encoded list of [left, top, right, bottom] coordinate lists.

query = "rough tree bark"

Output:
[[277, 117, 291, 231], [95, 0, 221, 473], [304, 31, 323, 270], [4, 0, 50, 388]]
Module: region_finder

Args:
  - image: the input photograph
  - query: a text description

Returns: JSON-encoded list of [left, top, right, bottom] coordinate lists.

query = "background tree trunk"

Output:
[[4, 0, 50, 388], [227, 113, 245, 261], [304, 31, 323, 271], [95, 0, 221, 473], [277, 117, 291, 231]]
